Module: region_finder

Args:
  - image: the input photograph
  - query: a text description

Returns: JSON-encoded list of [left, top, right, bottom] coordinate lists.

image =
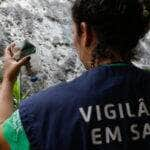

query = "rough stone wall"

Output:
[[0, 0, 149, 96], [0, 0, 85, 95]]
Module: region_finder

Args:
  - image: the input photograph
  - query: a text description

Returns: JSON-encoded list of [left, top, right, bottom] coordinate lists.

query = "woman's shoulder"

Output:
[[19, 70, 89, 111]]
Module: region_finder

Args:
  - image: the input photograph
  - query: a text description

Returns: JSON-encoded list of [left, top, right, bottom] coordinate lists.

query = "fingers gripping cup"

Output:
[[13, 40, 38, 82]]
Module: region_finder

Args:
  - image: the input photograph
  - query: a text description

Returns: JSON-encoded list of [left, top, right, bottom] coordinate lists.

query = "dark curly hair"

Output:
[[71, 0, 150, 65]]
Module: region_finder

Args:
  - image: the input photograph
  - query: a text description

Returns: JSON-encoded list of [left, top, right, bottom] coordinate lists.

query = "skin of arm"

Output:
[[0, 43, 30, 148], [0, 79, 14, 124]]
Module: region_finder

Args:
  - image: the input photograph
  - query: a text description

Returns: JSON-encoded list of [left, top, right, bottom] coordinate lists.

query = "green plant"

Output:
[[13, 78, 29, 109], [0, 65, 3, 83], [0, 64, 29, 109]]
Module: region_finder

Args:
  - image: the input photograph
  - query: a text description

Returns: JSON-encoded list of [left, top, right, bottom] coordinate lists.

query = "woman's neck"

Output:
[[90, 58, 128, 69]]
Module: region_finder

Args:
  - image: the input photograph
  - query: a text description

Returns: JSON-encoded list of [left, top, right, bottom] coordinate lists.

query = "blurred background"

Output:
[[0, 0, 149, 106]]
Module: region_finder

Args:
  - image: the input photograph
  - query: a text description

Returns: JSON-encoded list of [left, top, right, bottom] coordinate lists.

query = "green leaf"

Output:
[[13, 79, 21, 102]]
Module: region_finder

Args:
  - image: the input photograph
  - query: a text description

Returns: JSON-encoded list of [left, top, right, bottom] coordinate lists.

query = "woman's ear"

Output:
[[80, 22, 93, 47]]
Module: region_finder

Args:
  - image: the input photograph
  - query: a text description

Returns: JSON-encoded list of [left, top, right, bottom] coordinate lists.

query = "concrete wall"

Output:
[[0, 0, 85, 95]]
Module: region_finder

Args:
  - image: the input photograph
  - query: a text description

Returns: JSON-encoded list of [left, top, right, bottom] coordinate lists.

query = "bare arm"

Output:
[[0, 79, 14, 124], [0, 43, 30, 149], [0, 43, 30, 123]]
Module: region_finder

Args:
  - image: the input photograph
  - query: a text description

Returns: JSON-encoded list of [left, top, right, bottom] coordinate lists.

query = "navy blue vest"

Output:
[[19, 63, 150, 150]]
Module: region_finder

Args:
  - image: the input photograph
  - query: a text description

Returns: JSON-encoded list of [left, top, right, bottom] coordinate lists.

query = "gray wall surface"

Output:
[[0, 0, 85, 95]]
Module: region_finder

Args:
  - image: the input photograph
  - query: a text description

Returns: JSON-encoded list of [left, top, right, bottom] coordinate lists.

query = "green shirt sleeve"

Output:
[[2, 110, 30, 150]]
